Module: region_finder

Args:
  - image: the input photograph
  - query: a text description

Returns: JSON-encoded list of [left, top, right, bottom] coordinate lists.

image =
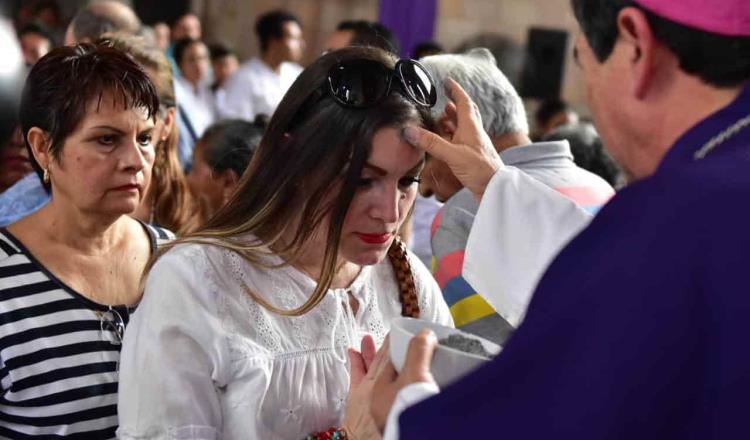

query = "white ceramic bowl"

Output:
[[389, 317, 502, 387]]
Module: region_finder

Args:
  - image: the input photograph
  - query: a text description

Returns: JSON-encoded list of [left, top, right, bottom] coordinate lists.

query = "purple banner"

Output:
[[378, 0, 438, 58]]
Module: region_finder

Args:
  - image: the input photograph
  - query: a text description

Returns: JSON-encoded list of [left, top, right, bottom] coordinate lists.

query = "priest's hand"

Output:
[[342, 334, 384, 440], [370, 328, 438, 431], [402, 78, 504, 201]]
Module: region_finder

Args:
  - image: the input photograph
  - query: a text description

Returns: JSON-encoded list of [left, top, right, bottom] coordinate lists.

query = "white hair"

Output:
[[421, 48, 529, 137]]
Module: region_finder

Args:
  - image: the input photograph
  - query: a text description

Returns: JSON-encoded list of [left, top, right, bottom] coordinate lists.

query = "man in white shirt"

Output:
[[173, 38, 216, 168], [219, 10, 304, 121]]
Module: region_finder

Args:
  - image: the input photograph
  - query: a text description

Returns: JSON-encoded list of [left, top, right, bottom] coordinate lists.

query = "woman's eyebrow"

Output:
[[89, 125, 125, 134], [363, 162, 388, 176]]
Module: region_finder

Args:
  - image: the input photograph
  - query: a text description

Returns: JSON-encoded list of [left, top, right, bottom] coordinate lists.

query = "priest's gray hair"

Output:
[[420, 48, 529, 137]]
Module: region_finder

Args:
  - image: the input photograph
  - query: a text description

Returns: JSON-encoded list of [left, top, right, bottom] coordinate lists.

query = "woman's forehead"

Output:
[[367, 126, 424, 173]]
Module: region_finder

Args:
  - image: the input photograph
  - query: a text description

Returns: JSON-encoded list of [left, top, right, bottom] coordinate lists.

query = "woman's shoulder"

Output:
[[147, 236, 269, 285], [0, 229, 20, 260], [142, 223, 176, 244]]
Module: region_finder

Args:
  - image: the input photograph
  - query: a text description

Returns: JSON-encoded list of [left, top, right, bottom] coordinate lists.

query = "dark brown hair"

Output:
[[156, 46, 434, 316], [19, 43, 159, 192], [571, 0, 750, 87]]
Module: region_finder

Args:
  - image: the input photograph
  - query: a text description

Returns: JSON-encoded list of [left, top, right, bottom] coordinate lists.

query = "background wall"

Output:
[[194, 0, 586, 113]]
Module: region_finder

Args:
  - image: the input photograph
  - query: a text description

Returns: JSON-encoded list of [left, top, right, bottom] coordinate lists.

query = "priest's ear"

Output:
[[617, 7, 660, 100]]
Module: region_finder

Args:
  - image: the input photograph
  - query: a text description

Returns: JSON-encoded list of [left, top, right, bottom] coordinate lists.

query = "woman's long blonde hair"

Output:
[[150, 47, 434, 316]]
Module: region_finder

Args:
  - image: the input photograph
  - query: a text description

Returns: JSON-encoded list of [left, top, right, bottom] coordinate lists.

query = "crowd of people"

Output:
[[0, 0, 748, 438]]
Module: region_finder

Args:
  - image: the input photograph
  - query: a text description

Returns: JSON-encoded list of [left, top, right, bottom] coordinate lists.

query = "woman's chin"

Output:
[[346, 249, 389, 267]]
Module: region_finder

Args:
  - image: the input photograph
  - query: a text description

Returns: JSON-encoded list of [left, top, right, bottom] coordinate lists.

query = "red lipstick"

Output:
[[355, 232, 392, 244], [113, 184, 140, 192]]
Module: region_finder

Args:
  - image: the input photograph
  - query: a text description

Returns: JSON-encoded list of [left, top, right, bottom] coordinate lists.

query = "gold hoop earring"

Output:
[[43, 168, 50, 184]]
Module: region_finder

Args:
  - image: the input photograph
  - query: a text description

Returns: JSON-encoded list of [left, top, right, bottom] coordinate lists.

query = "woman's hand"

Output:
[[402, 78, 504, 201], [342, 335, 385, 440]]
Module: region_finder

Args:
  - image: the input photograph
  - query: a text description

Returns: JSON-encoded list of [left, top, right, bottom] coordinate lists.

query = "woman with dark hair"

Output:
[[0, 34, 200, 234], [187, 117, 265, 220], [118, 46, 452, 439], [0, 44, 170, 438], [100, 33, 200, 234]]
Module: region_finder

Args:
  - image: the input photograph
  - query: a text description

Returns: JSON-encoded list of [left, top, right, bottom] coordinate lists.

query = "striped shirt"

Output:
[[431, 141, 614, 344], [0, 224, 172, 439]]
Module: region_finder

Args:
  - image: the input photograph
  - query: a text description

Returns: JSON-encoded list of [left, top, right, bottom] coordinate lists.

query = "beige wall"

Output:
[[195, 0, 587, 110], [436, 0, 586, 112], [193, 0, 378, 65]]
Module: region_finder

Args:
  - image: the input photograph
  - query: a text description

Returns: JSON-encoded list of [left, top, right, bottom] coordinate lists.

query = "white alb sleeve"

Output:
[[383, 382, 441, 440], [463, 167, 594, 328]]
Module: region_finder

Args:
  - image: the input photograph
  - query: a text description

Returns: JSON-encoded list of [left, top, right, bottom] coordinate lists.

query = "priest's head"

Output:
[[571, 0, 750, 181]]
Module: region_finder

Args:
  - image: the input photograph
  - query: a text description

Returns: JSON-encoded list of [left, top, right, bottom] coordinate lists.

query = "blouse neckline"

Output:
[[0, 220, 158, 311]]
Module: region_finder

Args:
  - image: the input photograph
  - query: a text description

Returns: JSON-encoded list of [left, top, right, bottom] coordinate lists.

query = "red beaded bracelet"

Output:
[[304, 427, 348, 440]]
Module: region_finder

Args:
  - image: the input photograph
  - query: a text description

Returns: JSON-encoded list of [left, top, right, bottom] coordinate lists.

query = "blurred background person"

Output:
[[0, 125, 31, 194], [170, 12, 201, 41], [173, 37, 215, 168], [543, 122, 625, 188], [153, 21, 170, 51], [0, 42, 170, 439], [325, 19, 400, 54], [64, 0, 141, 45], [220, 9, 304, 120], [12, 0, 64, 44], [413, 40, 445, 59], [165, 13, 202, 75], [209, 42, 239, 110], [420, 48, 614, 344], [17, 22, 54, 66], [533, 98, 580, 140], [187, 117, 265, 221]]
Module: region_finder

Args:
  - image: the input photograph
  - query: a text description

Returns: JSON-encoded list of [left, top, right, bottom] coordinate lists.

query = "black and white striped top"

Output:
[[0, 224, 172, 439]]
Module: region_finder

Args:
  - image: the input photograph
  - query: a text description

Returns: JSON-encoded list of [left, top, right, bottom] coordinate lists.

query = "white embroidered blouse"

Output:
[[117, 241, 452, 439]]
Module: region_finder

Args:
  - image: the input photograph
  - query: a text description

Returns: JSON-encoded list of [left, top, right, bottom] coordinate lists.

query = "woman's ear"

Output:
[[159, 107, 177, 142], [26, 127, 51, 170], [220, 169, 241, 204]]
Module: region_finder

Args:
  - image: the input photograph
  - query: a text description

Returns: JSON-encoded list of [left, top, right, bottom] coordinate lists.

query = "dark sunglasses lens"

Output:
[[328, 60, 391, 107], [398, 61, 437, 108]]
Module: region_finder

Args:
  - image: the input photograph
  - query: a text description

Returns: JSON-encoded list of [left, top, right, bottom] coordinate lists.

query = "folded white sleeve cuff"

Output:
[[383, 382, 441, 440], [464, 167, 593, 328]]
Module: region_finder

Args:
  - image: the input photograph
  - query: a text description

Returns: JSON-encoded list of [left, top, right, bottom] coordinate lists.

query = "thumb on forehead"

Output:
[[402, 125, 454, 163]]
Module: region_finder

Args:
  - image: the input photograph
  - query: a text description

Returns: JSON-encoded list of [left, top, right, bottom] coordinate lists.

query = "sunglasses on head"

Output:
[[322, 58, 438, 109]]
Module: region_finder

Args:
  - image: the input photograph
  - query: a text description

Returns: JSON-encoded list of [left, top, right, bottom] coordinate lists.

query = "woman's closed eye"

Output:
[[357, 176, 421, 189], [398, 176, 421, 188]]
